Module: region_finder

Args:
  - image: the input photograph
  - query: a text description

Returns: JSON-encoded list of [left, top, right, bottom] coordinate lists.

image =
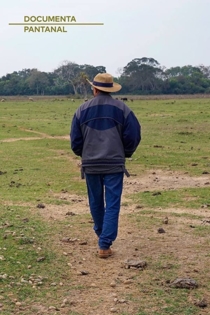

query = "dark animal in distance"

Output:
[[121, 97, 128, 101]]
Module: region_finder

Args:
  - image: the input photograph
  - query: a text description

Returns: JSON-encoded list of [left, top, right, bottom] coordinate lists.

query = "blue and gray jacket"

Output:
[[70, 92, 141, 176]]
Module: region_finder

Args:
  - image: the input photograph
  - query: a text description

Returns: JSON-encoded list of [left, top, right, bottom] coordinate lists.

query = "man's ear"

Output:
[[93, 87, 99, 95]]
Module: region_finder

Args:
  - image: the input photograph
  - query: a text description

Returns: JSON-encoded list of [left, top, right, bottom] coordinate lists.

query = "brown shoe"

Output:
[[98, 248, 113, 258]]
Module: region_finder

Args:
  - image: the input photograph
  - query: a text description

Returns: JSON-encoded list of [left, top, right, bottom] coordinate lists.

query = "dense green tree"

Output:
[[121, 57, 163, 94], [27, 69, 49, 95], [163, 65, 210, 94]]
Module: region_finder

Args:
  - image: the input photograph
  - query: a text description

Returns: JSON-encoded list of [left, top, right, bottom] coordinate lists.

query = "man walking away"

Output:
[[70, 73, 141, 258]]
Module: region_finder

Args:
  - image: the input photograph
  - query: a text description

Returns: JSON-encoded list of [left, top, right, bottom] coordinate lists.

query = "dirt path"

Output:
[[0, 128, 69, 143], [31, 170, 210, 314]]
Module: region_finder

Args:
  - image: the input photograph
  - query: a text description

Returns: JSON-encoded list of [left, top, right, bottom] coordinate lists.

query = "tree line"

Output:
[[1, 58, 210, 96]]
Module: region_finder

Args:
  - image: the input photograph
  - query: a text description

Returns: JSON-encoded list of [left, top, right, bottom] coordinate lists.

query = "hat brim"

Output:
[[87, 79, 122, 93]]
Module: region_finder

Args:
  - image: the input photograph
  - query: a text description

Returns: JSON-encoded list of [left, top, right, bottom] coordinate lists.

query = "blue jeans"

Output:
[[85, 173, 124, 249]]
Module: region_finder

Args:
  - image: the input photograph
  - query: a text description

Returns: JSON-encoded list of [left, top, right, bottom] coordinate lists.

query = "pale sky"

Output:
[[0, 0, 210, 77]]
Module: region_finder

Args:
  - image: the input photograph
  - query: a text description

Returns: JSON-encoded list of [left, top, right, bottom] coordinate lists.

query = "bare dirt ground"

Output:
[[34, 169, 210, 315]]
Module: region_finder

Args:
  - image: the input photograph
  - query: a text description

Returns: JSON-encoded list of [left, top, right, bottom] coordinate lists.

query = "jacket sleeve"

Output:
[[70, 114, 83, 157], [122, 111, 141, 157]]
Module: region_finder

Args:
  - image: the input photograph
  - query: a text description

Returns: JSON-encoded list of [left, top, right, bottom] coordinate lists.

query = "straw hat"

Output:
[[87, 73, 122, 93]]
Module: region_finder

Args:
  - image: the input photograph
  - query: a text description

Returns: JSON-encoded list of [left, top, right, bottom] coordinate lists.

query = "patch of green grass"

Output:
[[0, 138, 86, 204], [0, 205, 73, 313], [1, 99, 210, 178], [128, 187, 210, 209], [135, 288, 198, 315], [127, 99, 210, 176]]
